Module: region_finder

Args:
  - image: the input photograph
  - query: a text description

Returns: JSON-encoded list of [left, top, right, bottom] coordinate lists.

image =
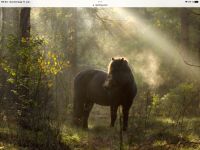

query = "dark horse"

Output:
[[73, 57, 137, 131]]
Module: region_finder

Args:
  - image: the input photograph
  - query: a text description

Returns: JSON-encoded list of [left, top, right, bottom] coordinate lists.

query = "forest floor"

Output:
[[0, 105, 200, 150], [61, 105, 200, 150]]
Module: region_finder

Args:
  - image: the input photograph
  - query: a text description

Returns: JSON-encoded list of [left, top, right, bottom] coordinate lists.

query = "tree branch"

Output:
[[182, 59, 200, 67], [190, 10, 200, 16], [94, 12, 114, 36], [178, 49, 200, 68]]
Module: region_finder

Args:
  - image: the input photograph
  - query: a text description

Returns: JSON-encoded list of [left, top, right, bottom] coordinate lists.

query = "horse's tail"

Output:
[[73, 78, 84, 126]]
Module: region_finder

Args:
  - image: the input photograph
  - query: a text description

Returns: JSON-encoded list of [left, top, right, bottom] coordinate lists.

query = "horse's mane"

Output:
[[104, 57, 134, 88], [107, 57, 130, 74]]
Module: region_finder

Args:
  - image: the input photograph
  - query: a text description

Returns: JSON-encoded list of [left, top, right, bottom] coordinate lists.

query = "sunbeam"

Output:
[[113, 8, 200, 81]]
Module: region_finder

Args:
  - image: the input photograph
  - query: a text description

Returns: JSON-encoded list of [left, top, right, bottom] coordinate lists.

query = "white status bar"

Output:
[[0, 0, 199, 7]]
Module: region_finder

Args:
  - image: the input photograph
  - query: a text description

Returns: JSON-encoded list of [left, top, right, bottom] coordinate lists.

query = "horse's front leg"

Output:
[[110, 105, 118, 127], [122, 105, 130, 131]]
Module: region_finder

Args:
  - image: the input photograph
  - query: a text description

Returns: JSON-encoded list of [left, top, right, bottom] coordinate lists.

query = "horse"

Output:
[[73, 57, 137, 131]]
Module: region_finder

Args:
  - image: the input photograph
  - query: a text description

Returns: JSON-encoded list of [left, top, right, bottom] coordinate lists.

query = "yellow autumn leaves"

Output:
[[38, 51, 69, 75]]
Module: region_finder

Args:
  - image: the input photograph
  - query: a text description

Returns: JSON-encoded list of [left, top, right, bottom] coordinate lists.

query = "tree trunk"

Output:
[[67, 8, 78, 102], [1, 8, 20, 56], [0, 8, 20, 107], [20, 8, 31, 41], [1, 8, 8, 56]]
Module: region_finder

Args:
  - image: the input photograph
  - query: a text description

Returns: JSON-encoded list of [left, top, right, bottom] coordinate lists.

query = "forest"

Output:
[[0, 8, 200, 150]]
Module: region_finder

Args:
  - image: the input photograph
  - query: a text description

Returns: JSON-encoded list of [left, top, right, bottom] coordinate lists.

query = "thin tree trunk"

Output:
[[68, 8, 78, 102], [18, 8, 31, 129], [1, 8, 6, 55]]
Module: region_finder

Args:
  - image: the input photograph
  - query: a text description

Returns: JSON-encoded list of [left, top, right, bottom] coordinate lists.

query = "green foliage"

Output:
[[157, 82, 199, 118], [1, 35, 66, 92], [0, 35, 69, 149]]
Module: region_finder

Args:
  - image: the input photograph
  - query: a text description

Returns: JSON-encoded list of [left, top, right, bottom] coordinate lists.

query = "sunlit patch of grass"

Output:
[[61, 124, 89, 149], [188, 134, 199, 142], [153, 140, 167, 147], [156, 117, 175, 124], [0, 142, 25, 150], [62, 133, 81, 144], [179, 146, 200, 150]]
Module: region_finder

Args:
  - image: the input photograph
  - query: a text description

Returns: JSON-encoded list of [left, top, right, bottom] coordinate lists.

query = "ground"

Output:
[[62, 105, 200, 150], [0, 105, 200, 150]]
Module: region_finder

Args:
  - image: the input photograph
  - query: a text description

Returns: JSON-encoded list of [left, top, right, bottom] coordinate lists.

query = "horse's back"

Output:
[[74, 69, 109, 105], [74, 69, 106, 91], [74, 69, 106, 86]]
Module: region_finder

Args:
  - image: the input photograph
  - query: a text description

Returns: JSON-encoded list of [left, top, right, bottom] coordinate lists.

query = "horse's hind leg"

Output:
[[73, 94, 84, 126], [82, 102, 94, 129], [110, 105, 118, 127]]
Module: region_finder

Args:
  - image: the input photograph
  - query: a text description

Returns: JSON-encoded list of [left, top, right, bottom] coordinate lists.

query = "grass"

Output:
[[61, 105, 200, 150], [0, 105, 200, 149]]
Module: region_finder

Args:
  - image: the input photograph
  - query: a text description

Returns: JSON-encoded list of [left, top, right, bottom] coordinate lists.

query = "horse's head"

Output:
[[103, 57, 133, 89]]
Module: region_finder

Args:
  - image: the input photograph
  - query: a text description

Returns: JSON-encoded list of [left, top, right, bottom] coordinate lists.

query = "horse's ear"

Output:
[[112, 57, 115, 61]]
